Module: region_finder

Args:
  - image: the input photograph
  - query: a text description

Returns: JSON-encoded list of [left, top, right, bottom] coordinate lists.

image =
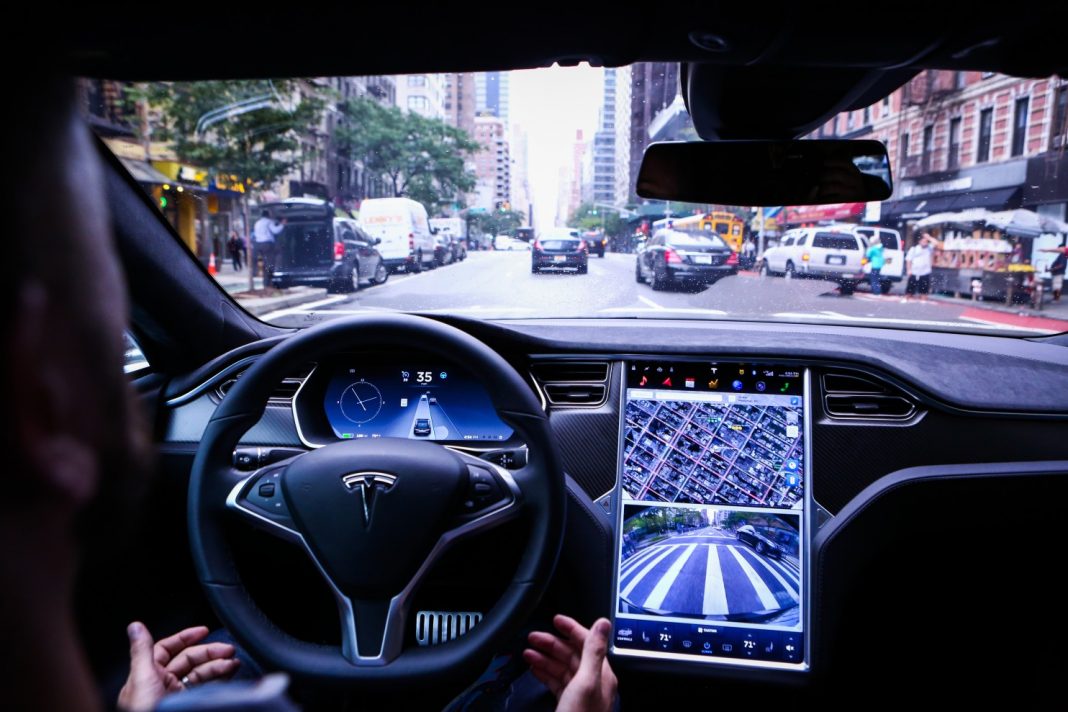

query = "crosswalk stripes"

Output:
[[621, 545, 679, 598], [724, 545, 780, 610], [644, 544, 697, 610], [702, 544, 728, 615], [619, 538, 801, 618]]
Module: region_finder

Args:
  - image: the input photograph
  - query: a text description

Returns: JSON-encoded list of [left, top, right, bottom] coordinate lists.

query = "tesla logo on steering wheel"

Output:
[[341, 472, 397, 528]]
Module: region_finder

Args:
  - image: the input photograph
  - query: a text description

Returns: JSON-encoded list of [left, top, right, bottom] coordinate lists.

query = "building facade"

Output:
[[394, 73, 446, 120], [473, 116, 511, 211], [613, 65, 633, 208], [444, 72, 476, 135], [628, 62, 681, 205], [591, 68, 617, 206], [815, 71, 1068, 234]]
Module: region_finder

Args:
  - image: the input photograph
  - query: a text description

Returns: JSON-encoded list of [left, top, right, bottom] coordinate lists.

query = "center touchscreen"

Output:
[[612, 361, 809, 670]]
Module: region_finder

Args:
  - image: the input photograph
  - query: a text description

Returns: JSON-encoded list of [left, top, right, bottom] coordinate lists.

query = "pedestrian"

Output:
[[1038, 245, 1068, 302], [742, 238, 756, 270], [864, 234, 885, 295], [252, 209, 285, 288], [904, 232, 937, 303], [226, 230, 243, 272]]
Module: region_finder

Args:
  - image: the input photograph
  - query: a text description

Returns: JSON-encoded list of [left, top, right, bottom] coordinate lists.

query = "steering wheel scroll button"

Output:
[[464, 465, 507, 513]]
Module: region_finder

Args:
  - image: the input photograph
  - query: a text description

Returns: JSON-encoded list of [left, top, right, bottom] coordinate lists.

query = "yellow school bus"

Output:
[[652, 211, 745, 252]]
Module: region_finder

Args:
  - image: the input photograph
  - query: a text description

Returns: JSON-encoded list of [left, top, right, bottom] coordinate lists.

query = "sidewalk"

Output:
[[210, 263, 328, 317], [928, 292, 1068, 325]]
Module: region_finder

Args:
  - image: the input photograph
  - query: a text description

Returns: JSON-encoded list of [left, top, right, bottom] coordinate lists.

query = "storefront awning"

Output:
[[783, 202, 865, 224], [882, 187, 1022, 221], [119, 158, 174, 185]]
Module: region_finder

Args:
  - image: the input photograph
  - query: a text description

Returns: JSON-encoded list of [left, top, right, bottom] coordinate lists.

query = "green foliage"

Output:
[[336, 98, 480, 212], [468, 210, 525, 237], [137, 79, 324, 188], [568, 202, 624, 237]]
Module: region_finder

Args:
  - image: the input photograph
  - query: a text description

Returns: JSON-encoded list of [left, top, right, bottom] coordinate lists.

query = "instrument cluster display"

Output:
[[322, 364, 513, 442]]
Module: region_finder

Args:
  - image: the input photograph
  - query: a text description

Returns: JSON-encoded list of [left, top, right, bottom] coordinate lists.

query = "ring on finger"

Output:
[[181, 675, 191, 687]]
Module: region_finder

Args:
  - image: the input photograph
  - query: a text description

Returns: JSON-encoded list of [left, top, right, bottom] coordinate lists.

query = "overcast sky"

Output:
[[509, 64, 603, 229]]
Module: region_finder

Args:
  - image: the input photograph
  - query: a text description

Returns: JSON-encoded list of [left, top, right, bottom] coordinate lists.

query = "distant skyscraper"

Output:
[[473, 116, 511, 211], [613, 65, 632, 207], [475, 72, 510, 124], [591, 68, 617, 206], [443, 72, 475, 135]]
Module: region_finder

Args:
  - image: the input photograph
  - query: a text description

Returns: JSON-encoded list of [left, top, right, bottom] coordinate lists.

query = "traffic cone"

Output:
[[208, 252, 217, 276]]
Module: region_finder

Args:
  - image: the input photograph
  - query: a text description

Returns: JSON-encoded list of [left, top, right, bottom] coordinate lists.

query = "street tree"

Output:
[[468, 209, 525, 239], [335, 98, 480, 212], [568, 202, 624, 237], [138, 79, 325, 289]]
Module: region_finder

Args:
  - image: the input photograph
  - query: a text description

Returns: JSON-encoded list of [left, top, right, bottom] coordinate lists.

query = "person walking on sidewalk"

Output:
[[226, 230, 243, 272], [252, 209, 285, 288], [1039, 245, 1068, 302], [865, 234, 885, 295]]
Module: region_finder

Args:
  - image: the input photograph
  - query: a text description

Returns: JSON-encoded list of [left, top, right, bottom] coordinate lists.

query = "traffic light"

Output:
[[159, 195, 169, 208]]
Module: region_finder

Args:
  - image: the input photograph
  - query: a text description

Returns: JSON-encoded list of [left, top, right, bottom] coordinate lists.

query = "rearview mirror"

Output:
[[374, 237, 382, 246], [637, 140, 892, 206]]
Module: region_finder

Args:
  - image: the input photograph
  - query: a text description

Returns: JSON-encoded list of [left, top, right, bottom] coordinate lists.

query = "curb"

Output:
[[236, 289, 328, 316]]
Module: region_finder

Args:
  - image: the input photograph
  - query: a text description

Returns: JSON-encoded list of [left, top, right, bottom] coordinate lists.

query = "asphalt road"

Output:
[[261, 250, 1067, 334], [619, 527, 800, 619]]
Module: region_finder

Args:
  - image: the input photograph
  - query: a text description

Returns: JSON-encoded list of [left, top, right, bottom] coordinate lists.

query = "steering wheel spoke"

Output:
[[225, 463, 301, 542]]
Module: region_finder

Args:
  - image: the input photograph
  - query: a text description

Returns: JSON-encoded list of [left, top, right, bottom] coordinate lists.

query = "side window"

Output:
[[782, 237, 795, 247], [124, 332, 149, 374], [340, 227, 356, 242], [796, 235, 808, 246], [880, 231, 899, 250]]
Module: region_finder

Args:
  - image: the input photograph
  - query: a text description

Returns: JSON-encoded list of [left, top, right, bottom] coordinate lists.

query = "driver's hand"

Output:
[[118, 622, 240, 712], [524, 615, 618, 712]]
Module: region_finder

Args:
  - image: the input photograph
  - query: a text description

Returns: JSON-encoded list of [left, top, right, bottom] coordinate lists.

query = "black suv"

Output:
[[265, 199, 389, 293]]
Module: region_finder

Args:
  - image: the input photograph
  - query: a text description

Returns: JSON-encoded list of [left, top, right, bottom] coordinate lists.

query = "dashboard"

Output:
[[157, 317, 1068, 686]]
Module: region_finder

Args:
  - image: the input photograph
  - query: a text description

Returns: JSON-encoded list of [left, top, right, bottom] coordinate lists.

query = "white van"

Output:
[[852, 226, 904, 293], [358, 197, 436, 273]]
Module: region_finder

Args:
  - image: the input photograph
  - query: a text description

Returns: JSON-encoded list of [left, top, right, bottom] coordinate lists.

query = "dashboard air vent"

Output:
[[215, 364, 314, 404], [821, 371, 917, 420], [531, 360, 610, 406]]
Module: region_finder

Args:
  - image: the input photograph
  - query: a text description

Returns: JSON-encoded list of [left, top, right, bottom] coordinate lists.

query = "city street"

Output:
[[619, 526, 800, 620], [260, 251, 1068, 335]]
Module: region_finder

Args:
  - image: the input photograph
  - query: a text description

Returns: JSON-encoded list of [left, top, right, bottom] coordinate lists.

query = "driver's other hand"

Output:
[[118, 621, 240, 712], [523, 615, 618, 712]]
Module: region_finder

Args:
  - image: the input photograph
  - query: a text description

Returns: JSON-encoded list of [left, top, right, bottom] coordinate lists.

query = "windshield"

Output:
[[85, 68, 1068, 336]]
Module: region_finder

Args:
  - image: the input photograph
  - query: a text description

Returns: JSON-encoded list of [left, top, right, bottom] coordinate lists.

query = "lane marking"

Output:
[[258, 295, 348, 321], [745, 551, 799, 600], [725, 545, 780, 611], [621, 545, 680, 598], [642, 544, 697, 610], [702, 544, 729, 615], [637, 295, 666, 310], [770, 311, 1054, 333], [620, 545, 665, 576], [766, 557, 801, 588]]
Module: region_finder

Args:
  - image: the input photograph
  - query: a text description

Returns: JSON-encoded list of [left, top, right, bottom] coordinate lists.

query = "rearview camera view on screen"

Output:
[[619, 505, 801, 626]]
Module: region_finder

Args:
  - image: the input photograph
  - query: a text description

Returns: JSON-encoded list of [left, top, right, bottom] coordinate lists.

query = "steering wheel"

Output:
[[187, 314, 566, 685]]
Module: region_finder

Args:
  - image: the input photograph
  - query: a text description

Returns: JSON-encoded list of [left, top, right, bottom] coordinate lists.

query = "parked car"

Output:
[[494, 235, 533, 251], [583, 232, 607, 257], [759, 227, 866, 294], [735, 524, 784, 559], [636, 228, 738, 290], [532, 228, 588, 273], [262, 199, 388, 293], [358, 197, 436, 273], [432, 232, 454, 267]]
